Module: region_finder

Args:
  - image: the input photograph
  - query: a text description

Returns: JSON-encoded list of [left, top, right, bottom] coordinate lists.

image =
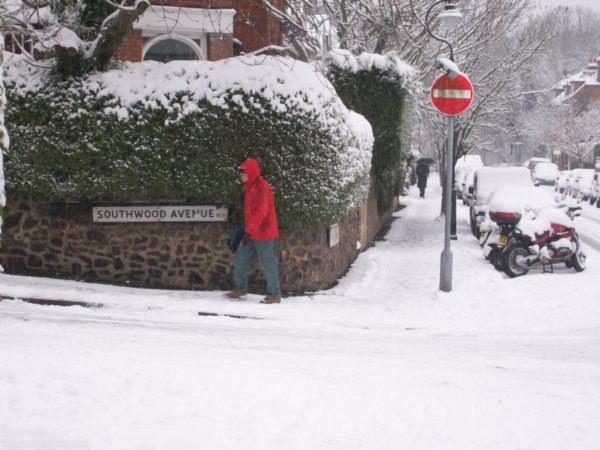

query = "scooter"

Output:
[[483, 210, 523, 271], [499, 204, 585, 278]]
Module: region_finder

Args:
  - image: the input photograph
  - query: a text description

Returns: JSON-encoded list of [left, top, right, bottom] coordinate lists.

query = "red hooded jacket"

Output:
[[239, 159, 279, 241]]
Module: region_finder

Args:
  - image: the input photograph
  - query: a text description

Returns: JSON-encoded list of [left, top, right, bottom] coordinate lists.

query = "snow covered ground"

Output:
[[1, 172, 599, 450]]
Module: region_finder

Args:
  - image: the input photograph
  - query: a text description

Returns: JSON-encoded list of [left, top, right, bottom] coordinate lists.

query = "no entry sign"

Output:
[[430, 73, 474, 116]]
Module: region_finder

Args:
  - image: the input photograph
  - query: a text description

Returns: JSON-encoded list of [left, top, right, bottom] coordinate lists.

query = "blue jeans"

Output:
[[233, 238, 281, 296]]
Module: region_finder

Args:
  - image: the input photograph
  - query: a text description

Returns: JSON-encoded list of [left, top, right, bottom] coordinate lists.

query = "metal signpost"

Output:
[[430, 71, 474, 292]]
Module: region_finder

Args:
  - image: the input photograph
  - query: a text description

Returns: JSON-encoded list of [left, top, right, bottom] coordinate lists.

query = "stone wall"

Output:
[[0, 197, 364, 294], [358, 180, 399, 249]]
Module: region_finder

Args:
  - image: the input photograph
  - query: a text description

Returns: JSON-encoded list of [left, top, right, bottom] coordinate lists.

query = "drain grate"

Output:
[[197, 311, 262, 320], [0, 296, 103, 309]]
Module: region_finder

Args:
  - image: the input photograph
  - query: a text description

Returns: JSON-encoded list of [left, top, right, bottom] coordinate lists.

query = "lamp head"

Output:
[[435, 57, 460, 79], [439, 1, 463, 32]]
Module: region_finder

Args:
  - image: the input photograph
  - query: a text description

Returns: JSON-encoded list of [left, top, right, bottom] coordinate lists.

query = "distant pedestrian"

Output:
[[416, 160, 430, 198], [226, 158, 281, 304]]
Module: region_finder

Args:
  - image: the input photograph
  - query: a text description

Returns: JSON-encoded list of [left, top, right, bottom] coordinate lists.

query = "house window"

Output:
[[136, 6, 234, 62], [143, 35, 204, 62]]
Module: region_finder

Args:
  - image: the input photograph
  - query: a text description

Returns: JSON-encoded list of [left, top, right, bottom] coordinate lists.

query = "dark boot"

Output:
[[225, 289, 246, 299], [260, 295, 281, 304]]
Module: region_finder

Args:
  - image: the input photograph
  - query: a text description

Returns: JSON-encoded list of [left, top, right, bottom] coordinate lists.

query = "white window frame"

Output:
[[142, 34, 206, 61], [136, 6, 235, 61]]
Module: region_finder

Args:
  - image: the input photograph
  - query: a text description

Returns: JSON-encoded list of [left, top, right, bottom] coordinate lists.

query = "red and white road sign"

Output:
[[430, 73, 474, 116]]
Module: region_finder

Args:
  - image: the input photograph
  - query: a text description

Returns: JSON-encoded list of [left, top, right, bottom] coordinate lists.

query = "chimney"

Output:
[[587, 59, 596, 71]]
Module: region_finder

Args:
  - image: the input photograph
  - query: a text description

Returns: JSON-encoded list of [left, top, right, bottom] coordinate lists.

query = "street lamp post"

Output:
[[424, 0, 463, 292]]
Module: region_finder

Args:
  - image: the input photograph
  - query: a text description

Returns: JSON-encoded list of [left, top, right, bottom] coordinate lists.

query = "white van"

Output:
[[467, 166, 533, 238]]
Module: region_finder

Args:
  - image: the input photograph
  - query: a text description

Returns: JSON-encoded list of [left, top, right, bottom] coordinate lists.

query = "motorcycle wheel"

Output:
[[502, 242, 530, 278], [488, 248, 504, 271], [571, 238, 586, 272]]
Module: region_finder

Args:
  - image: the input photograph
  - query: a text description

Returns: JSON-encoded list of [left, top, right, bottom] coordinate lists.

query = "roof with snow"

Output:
[[551, 60, 600, 106]]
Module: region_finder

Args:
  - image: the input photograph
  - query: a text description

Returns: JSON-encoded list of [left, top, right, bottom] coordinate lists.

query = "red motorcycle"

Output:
[[491, 204, 585, 278], [485, 210, 523, 271]]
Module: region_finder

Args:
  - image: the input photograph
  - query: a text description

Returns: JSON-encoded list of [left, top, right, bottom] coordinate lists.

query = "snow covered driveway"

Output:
[[1, 174, 599, 450]]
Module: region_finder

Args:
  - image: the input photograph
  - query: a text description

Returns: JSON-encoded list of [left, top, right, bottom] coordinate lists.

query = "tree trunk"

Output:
[[92, 0, 150, 70]]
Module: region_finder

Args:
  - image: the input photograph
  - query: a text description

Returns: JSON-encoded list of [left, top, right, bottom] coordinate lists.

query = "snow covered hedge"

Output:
[[326, 51, 418, 213], [3, 55, 373, 228], [0, 40, 7, 248]]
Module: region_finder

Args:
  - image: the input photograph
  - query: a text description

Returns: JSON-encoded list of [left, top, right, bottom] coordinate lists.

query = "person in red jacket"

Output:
[[226, 158, 281, 304]]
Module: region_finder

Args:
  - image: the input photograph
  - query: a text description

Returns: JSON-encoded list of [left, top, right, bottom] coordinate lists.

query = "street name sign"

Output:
[[93, 205, 228, 223]]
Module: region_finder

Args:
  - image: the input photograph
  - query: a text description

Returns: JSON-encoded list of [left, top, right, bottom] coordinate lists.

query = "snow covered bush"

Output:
[[0, 36, 7, 254], [326, 50, 418, 213], [3, 55, 373, 228]]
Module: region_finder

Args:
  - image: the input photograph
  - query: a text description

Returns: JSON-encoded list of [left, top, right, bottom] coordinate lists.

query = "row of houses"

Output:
[[551, 57, 600, 112], [549, 56, 600, 169]]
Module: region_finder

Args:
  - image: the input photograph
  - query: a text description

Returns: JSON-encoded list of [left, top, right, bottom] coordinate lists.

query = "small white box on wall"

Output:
[[328, 223, 340, 248]]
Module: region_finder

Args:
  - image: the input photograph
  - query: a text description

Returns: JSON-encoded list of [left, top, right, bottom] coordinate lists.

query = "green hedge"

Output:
[[4, 57, 372, 229], [326, 52, 415, 213]]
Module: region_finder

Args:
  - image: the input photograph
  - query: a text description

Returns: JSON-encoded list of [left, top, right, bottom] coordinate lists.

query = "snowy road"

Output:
[[1, 173, 599, 450], [578, 209, 600, 251]]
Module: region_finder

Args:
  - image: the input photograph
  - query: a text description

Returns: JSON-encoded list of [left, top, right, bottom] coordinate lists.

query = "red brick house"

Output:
[[551, 57, 600, 113], [550, 57, 600, 168], [117, 0, 284, 63]]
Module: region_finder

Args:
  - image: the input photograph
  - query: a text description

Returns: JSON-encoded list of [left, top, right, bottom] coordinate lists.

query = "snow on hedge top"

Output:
[[0, 38, 7, 209], [3, 53, 360, 122], [326, 49, 419, 92]]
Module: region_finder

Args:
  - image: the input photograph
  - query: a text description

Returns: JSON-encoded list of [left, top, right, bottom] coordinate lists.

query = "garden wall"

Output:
[[0, 195, 370, 294]]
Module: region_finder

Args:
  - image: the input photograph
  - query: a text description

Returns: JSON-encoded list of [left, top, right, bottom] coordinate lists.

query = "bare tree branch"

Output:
[[91, 0, 150, 69]]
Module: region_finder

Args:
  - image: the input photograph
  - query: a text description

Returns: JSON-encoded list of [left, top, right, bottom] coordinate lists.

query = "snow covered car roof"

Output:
[[487, 185, 555, 214], [473, 166, 533, 205], [532, 162, 559, 181], [455, 154, 483, 169], [533, 162, 558, 176]]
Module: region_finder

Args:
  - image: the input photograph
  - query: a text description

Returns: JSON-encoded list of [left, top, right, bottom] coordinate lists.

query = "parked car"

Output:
[[564, 168, 584, 197], [591, 158, 600, 206], [456, 166, 477, 204], [455, 155, 483, 201], [525, 157, 551, 174], [532, 162, 559, 186], [587, 170, 600, 207], [570, 168, 595, 201], [456, 154, 483, 168], [481, 185, 555, 235], [467, 166, 533, 238], [555, 170, 572, 194]]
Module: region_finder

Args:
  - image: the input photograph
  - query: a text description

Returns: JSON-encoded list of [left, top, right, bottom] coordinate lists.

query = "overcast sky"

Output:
[[536, 0, 600, 12]]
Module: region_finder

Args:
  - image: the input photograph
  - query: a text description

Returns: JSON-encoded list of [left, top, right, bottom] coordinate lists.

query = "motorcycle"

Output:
[[497, 204, 585, 278], [483, 210, 523, 271]]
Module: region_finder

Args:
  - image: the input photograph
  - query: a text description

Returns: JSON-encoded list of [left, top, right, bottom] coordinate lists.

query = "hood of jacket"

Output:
[[239, 158, 261, 186]]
